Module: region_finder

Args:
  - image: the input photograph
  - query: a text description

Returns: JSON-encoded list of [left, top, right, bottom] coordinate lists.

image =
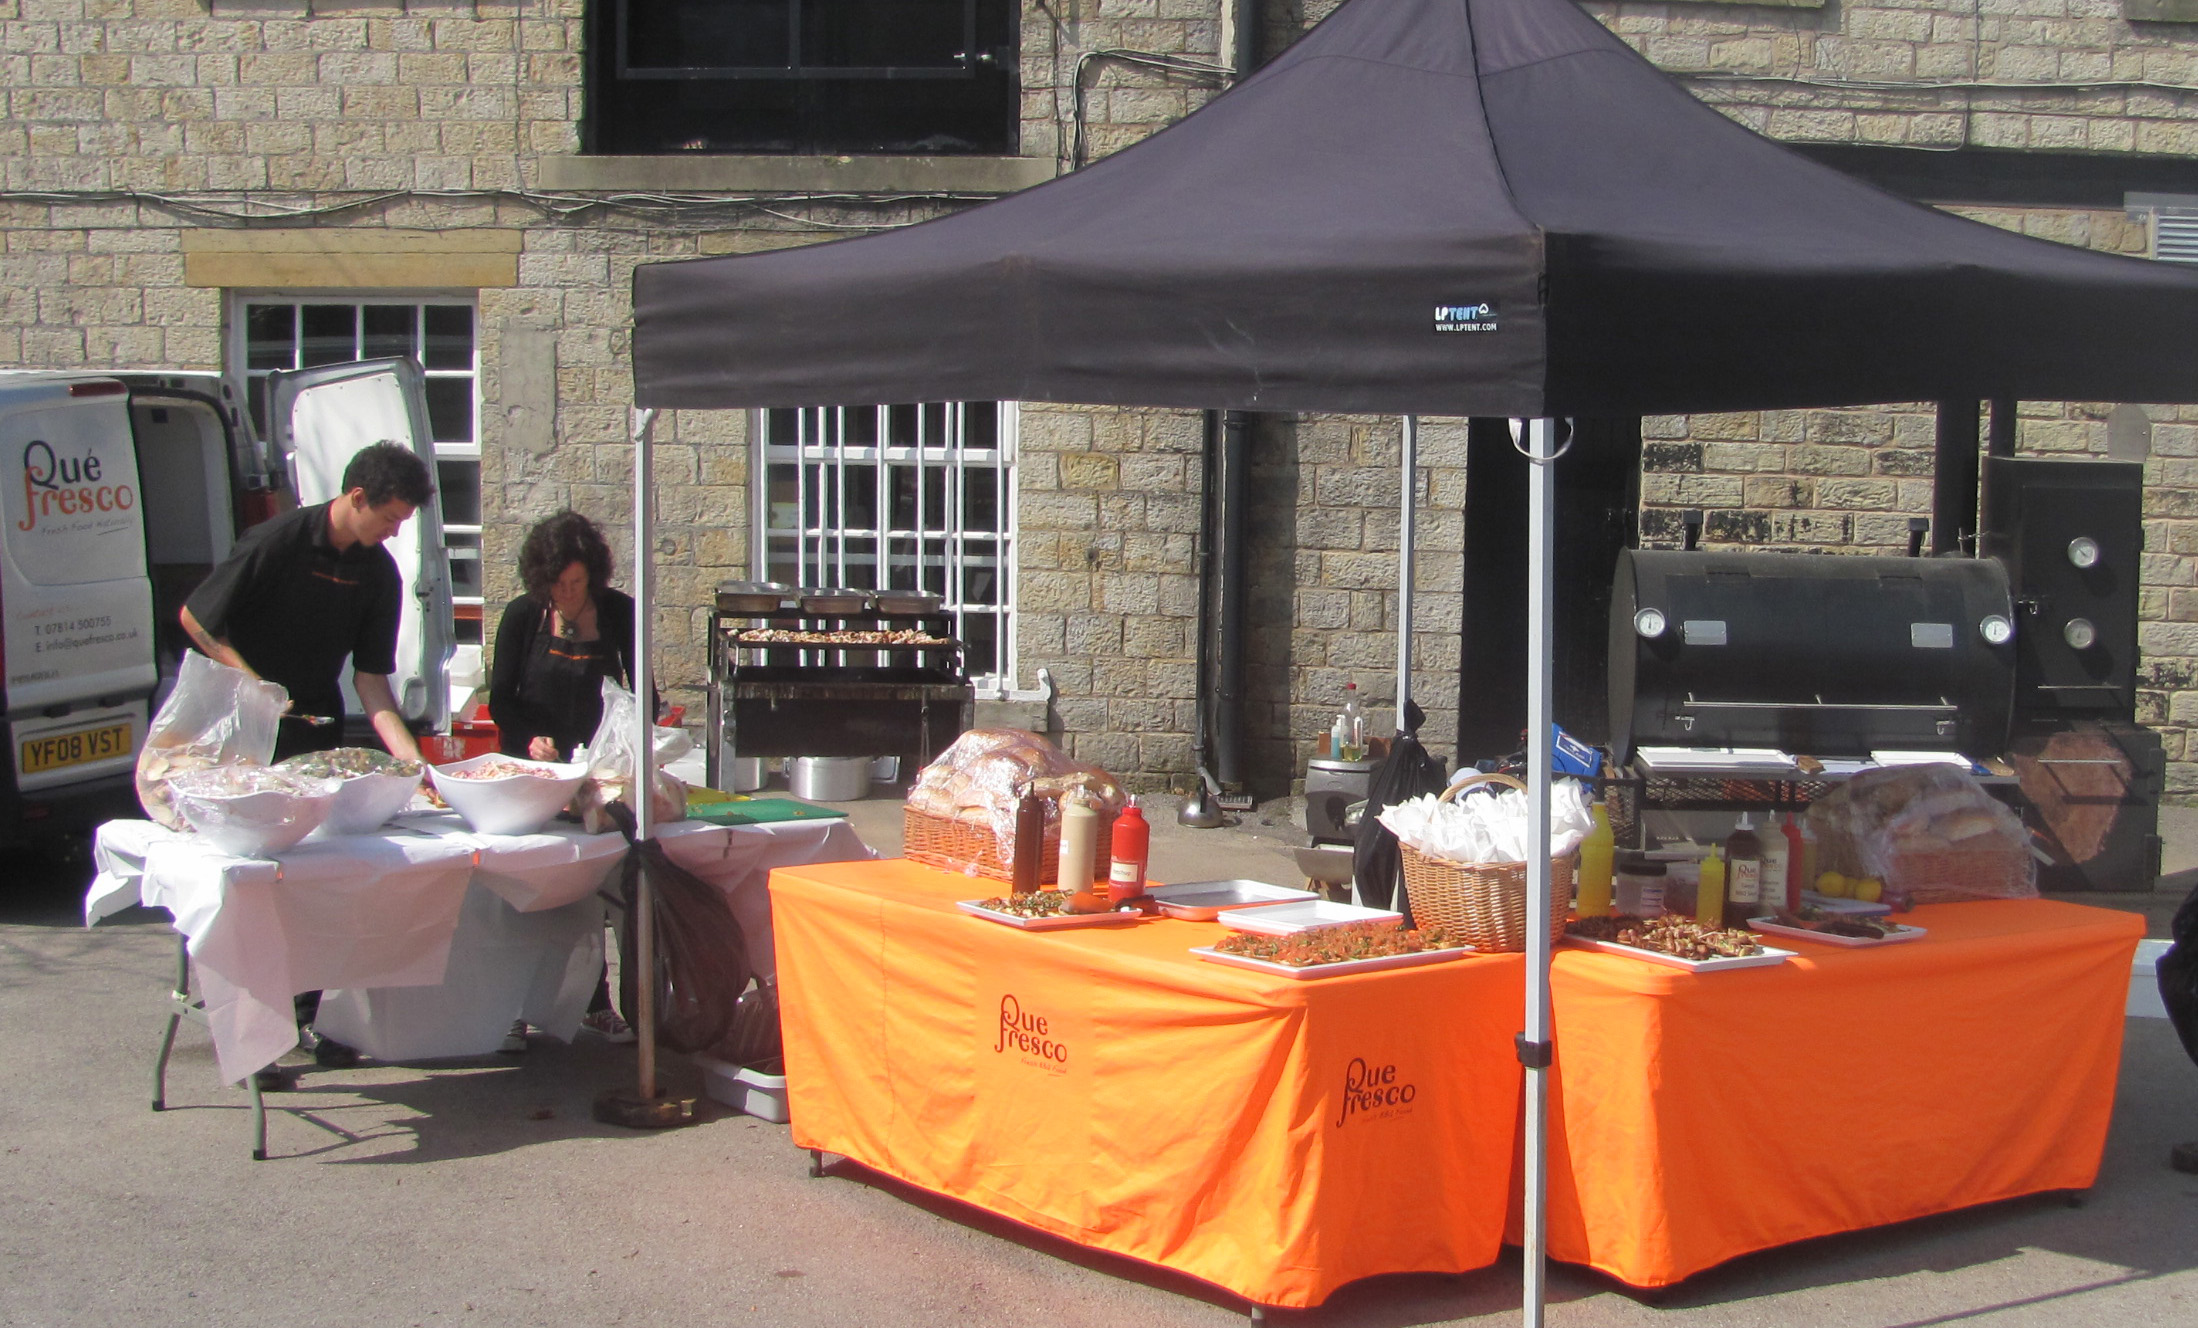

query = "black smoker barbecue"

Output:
[[1605, 457, 2160, 889], [704, 583, 973, 790]]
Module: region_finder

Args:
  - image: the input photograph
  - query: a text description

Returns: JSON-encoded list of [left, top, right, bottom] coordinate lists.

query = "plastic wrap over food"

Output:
[[167, 765, 340, 857], [906, 728, 1125, 861], [1378, 778, 1595, 865], [136, 652, 291, 829], [572, 679, 688, 834], [1805, 765, 2037, 905]]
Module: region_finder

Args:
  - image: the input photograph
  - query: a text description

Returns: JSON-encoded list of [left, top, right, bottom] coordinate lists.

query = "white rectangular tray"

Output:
[[1563, 935, 1796, 973], [1222, 900, 1403, 935], [956, 899, 1139, 930], [1748, 917, 1926, 948], [1191, 944, 1470, 980], [1145, 879, 1319, 920]]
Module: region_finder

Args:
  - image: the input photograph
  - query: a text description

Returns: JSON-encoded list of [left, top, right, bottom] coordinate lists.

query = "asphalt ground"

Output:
[[1, 798, 2193, 1328]]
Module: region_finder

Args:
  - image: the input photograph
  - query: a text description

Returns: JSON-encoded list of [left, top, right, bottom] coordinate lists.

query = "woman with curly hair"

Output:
[[488, 511, 645, 1045], [488, 510, 641, 761]]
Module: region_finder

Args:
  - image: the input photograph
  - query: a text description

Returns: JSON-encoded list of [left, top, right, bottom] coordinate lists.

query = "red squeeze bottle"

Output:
[[1107, 796, 1151, 904]]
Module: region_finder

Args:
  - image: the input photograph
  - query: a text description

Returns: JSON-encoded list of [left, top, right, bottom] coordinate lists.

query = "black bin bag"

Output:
[[2162, 879, 2198, 1066]]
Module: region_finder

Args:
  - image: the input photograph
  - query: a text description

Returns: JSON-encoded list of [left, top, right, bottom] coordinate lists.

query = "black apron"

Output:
[[515, 608, 625, 760]]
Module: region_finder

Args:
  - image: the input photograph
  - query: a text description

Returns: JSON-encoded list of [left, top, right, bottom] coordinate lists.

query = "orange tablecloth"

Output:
[[1516, 899, 2144, 1287], [769, 859, 1526, 1310]]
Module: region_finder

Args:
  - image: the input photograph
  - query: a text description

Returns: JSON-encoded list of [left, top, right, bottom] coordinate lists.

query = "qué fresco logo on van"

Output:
[[17, 438, 136, 533]]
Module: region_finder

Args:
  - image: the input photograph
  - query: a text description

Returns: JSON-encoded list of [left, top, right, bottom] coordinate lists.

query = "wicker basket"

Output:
[[1886, 844, 2036, 904], [904, 803, 1060, 883], [1396, 772, 1576, 952]]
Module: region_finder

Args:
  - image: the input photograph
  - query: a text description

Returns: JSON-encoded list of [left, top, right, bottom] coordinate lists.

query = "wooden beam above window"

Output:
[[183, 230, 522, 289]]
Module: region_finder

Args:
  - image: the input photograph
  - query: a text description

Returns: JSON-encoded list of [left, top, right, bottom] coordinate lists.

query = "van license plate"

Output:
[[20, 722, 134, 776]]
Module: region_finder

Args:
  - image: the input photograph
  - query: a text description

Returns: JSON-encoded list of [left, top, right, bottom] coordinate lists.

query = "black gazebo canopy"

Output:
[[633, 0, 2198, 417]]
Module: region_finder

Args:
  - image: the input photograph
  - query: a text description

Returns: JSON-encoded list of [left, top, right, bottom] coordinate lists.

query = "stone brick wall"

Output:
[[9, 0, 2198, 793], [1584, 0, 2198, 152]]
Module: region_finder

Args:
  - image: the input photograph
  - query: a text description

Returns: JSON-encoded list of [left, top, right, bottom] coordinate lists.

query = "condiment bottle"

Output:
[[1696, 848, 1726, 928], [1575, 796, 1615, 917], [1059, 797, 1105, 913], [1340, 683, 1365, 762], [1760, 811, 1793, 916], [1722, 812, 1763, 928], [1010, 788, 1046, 895], [1107, 796, 1151, 904], [1795, 812, 1819, 901]]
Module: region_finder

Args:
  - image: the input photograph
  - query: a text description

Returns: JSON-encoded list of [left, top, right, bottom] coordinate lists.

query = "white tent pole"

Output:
[[1397, 415, 1417, 730], [1522, 416, 1557, 1328], [630, 405, 659, 1100]]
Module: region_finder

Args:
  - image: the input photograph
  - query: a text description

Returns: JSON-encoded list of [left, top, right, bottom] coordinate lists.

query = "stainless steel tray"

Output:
[[956, 899, 1140, 930], [1191, 945, 1470, 980], [798, 587, 873, 614], [1145, 879, 1319, 921]]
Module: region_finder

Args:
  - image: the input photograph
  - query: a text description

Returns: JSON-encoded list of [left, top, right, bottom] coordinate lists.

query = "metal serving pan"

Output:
[[717, 580, 796, 614], [1145, 879, 1320, 921], [798, 587, 873, 615], [874, 591, 944, 616]]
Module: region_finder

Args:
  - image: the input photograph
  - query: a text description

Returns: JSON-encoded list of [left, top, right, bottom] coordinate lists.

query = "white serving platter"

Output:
[[1797, 892, 1893, 916], [1747, 917, 1926, 948], [1145, 879, 1319, 920], [1190, 945, 1470, 980], [1563, 935, 1797, 973], [956, 899, 1140, 930], [1222, 900, 1403, 935]]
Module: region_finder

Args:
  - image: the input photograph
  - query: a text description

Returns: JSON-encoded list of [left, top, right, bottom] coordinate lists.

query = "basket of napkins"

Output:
[[1379, 773, 1595, 951]]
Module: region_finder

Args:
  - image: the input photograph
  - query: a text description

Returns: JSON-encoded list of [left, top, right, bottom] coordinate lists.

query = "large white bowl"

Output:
[[427, 754, 588, 836], [316, 769, 426, 837], [169, 767, 341, 858]]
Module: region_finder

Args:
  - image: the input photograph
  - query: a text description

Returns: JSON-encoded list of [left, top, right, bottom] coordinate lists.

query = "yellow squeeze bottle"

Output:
[[1696, 849, 1726, 928], [1576, 799, 1615, 917]]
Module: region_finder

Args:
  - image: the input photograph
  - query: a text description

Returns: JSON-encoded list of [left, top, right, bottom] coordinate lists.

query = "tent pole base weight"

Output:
[[592, 1090, 697, 1129]]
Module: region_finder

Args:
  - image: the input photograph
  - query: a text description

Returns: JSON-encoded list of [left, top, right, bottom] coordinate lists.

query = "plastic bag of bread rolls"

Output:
[[1805, 764, 2036, 906]]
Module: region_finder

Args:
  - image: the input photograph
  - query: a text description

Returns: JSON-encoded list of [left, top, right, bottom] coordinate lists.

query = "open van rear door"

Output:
[[0, 375, 156, 795], [266, 358, 453, 734]]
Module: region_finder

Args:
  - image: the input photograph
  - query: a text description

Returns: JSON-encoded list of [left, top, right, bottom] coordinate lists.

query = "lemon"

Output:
[[1815, 871, 1849, 898], [1852, 877, 1884, 904]]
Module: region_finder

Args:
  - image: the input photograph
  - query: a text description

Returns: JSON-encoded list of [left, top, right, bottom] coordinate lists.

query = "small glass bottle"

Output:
[[1723, 812, 1764, 929], [1340, 684, 1365, 762]]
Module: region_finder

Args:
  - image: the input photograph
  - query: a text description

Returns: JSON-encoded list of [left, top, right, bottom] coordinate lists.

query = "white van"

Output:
[[0, 371, 265, 842], [261, 357, 455, 737]]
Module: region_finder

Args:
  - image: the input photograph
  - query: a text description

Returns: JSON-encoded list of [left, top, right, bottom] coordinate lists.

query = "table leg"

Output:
[[808, 1149, 826, 1178], [1248, 1305, 1266, 1324], [151, 936, 187, 1112], [153, 934, 270, 1160]]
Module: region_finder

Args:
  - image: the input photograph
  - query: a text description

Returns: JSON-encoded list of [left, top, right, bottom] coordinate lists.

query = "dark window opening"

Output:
[[585, 0, 1018, 155]]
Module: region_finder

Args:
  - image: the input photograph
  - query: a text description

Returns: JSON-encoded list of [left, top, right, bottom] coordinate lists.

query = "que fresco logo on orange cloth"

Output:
[[1335, 1056, 1417, 1128], [993, 993, 1069, 1071]]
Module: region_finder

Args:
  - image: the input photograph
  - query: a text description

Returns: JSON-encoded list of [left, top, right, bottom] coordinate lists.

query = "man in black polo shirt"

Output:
[[182, 441, 432, 764]]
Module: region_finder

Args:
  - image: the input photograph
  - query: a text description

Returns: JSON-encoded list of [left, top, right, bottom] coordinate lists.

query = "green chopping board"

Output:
[[687, 796, 851, 826]]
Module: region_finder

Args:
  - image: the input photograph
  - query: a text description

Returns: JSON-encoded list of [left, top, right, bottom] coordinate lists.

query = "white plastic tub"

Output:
[[695, 1055, 789, 1123]]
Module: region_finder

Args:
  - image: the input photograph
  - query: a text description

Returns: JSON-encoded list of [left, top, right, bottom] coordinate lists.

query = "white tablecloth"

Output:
[[87, 812, 873, 1082]]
